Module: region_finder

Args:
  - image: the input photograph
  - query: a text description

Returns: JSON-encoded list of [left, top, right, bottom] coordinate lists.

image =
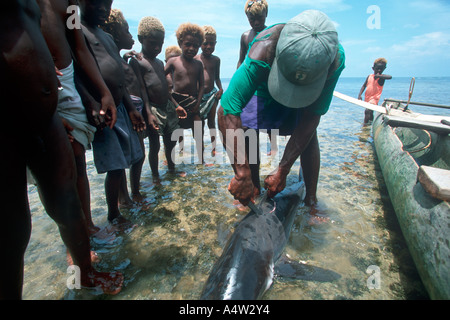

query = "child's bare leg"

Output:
[[130, 137, 145, 202], [163, 134, 186, 176], [72, 140, 99, 235], [105, 169, 134, 232], [148, 132, 162, 184], [364, 109, 373, 124], [118, 171, 133, 208], [30, 114, 123, 294], [207, 101, 218, 155]]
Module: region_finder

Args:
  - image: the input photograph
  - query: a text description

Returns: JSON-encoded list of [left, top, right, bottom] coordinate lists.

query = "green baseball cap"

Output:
[[268, 10, 338, 108]]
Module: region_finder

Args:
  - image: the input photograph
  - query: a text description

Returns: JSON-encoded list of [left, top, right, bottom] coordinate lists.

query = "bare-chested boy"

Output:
[[77, 0, 145, 232], [238, 0, 277, 155], [102, 8, 147, 203], [0, 0, 122, 298], [195, 25, 223, 157], [165, 23, 205, 164], [130, 17, 185, 182], [36, 0, 117, 236], [237, 0, 268, 68]]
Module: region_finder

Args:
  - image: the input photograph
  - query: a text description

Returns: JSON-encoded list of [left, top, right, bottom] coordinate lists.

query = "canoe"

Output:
[[372, 99, 450, 300]]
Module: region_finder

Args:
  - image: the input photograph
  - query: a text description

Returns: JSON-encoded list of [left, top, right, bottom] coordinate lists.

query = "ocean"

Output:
[[23, 76, 450, 300]]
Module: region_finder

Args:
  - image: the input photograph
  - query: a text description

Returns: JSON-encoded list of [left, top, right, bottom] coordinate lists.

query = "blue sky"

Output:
[[112, 0, 450, 78]]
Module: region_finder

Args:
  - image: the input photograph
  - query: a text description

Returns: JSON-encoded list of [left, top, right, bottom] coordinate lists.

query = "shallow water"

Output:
[[22, 77, 450, 300]]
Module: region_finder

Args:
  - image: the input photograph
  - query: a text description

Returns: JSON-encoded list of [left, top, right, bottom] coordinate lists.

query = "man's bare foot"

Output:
[[307, 204, 329, 225], [81, 269, 124, 295]]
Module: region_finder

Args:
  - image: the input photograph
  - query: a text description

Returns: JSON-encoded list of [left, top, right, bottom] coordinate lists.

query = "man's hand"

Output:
[[264, 167, 288, 198], [228, 174, 258, 206]]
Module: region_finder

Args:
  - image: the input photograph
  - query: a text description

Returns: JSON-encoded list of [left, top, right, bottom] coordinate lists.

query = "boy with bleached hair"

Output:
[[165, 22, 207, 164], [358, 57, 392, 124], [129, 16, 186, 182], [238, 0, 269, 68]]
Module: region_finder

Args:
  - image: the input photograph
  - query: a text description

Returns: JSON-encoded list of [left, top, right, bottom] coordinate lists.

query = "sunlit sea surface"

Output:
[[23, 77, 450, 300]]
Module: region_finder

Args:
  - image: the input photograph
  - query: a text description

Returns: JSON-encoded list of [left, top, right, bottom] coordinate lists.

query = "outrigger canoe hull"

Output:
[[372, 111, 450, 299]]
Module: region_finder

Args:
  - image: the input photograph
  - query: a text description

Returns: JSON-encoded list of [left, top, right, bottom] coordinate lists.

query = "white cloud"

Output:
[[391, 32, 450, 57]]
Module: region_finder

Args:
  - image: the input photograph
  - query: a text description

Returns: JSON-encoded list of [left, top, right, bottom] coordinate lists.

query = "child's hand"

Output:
[[123, 50, 143, 61], [147, 113, 160, 131], [215, 89, 223, 100], [129, 110, 146, 132], [176, 105, 188, 119], [100, 95, 117, 129], [85, 102, 107, 130], [61, 118, 74, 143]]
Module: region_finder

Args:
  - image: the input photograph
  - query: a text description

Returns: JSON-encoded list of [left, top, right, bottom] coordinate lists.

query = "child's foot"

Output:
[[109, 215, 136, 233], [90, 227, 117, 244], [88, 225, 101, 236], [168, 168, 187, 177], [118, 199, 134, 209], [132, 192, 145, 203], [81, 269, 124, 295], [66, 250, 100, 265], [152, 175, 162, 185]]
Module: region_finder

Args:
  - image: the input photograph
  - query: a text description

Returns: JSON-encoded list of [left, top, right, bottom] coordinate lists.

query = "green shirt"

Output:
[[222, 43, 345, 117]]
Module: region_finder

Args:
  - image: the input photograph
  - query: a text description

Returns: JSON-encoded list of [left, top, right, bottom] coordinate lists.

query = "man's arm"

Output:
[[264, 110, 321, 197], [218, 107, 256, 205]]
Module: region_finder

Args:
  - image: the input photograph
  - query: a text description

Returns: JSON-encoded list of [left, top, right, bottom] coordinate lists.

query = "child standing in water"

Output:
[[130, 16, 185, 183], [165, 22, 205, 164], [358, 58, 392, 124], [37, 0, 117, 236], [237, 0, 268, 68], [195, 25, 223, 157], [101, 8, 149, 204], [77, 0, 145, 232]]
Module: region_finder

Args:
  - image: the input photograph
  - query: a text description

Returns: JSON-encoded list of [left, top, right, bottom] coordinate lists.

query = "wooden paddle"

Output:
[[333, 91, 387, 113]]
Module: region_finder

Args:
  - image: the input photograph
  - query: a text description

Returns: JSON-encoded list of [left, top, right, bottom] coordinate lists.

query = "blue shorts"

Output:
[[92, 102, 143, 174], [240, 95, 303, 136]]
